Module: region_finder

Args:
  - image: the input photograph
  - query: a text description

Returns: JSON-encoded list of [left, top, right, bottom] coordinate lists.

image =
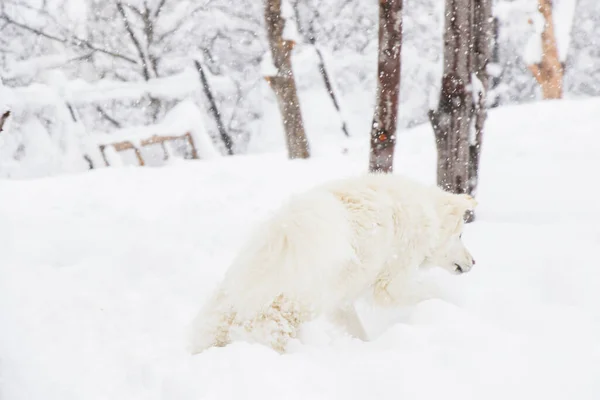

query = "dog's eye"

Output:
[[459, 233, 463, 239]]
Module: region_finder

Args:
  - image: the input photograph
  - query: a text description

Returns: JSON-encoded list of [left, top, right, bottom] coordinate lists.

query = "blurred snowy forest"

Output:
[[0, 0, 597, 178]]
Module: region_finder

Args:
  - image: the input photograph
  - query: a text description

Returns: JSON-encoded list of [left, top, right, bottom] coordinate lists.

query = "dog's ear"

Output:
[[456, 194, 477, 225], [441, 193, 478, 233], [456, 193, 478, 212], [443, 193, 477, 213]]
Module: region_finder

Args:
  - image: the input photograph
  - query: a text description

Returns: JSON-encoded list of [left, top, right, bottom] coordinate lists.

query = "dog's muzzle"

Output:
[[454, 258, 475, 274]]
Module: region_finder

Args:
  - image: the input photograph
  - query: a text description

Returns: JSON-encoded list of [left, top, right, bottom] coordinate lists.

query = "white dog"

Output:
[[188, 173, 477, 354]]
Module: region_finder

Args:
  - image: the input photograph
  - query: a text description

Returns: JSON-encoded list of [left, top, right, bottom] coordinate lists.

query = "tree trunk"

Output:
[[490, 16, 502, 108], [264, 0, 310, 159], [469, 0, 493, 198], [429, 0, 492, 223], [528, 0, 564, 100], [368, 0, 403, 173], [429, 0, 473, 193]]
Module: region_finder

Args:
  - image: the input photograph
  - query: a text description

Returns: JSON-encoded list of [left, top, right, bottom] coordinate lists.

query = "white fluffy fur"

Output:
[[188, 173, 477, 354]]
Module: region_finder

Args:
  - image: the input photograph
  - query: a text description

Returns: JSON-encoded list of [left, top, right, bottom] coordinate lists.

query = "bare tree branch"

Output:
[[115, 1, 151, 79], [141, 2, 159, 77], [292, 0, 349, 138], [155, 26, 179, 43], [194, 59, 234, 155], [0, 13, 66, 42], [96, 106, 122, 128], [123, 3, 145, 19], [153, 0, 168, 18], [0, 13, 138, 64]]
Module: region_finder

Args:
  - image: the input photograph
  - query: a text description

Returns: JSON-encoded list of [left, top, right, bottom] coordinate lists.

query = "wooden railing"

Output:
[[98, 132, 198, 166]]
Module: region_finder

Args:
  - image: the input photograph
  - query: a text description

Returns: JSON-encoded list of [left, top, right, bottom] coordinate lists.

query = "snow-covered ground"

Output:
[[1, 98, 600, 400]]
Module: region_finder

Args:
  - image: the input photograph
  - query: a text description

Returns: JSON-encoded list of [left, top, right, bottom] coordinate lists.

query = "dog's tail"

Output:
[[221, 189, 356, 320], [187, 286, 236, 355]]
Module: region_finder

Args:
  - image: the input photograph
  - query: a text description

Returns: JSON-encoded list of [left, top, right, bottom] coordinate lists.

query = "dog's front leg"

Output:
[[383, 270, 449, 307], [328, 303, 369, 341]]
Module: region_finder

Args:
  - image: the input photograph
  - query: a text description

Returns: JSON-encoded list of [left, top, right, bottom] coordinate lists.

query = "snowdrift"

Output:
[[1, 98, 600, 400]]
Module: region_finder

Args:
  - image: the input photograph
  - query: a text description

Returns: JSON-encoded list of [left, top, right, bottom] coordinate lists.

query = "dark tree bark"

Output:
[[429, 0, 473, 194], [369, 0, 403, 173], [429, 0, 492, 222], [470, 0, 493, 198], [194, 60, 234, 155], [264, 0, 310, 159], [0, 111, 10, 133]]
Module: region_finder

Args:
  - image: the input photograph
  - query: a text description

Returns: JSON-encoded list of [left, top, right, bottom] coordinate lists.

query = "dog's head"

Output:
[[423, 193, 477, 274]]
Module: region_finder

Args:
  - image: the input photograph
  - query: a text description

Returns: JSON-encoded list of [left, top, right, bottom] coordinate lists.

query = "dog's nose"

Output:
[[472, 258, 476, 265]]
